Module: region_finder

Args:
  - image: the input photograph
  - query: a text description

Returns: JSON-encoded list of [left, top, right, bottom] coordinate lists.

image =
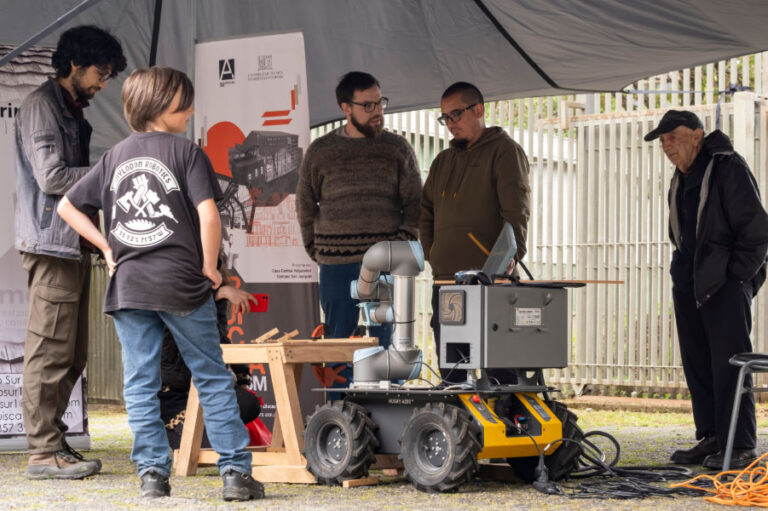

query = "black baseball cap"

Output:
[[644, 110, 703, 141]]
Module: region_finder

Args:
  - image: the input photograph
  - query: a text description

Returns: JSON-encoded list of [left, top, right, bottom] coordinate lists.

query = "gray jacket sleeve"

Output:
[[18, 94, 89, 195]]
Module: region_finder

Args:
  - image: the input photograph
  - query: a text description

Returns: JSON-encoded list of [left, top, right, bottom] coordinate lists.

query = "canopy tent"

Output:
[[2, 0, 768, 153]]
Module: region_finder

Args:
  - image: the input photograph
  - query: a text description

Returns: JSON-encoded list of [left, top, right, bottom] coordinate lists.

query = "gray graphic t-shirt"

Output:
[[67, 132, 223, 313]]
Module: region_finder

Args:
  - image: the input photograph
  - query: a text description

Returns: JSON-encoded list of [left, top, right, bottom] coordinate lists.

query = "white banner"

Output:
[[195, 31, 317, 285], [194, 32, 322, 428], [0, 46, 88, 449]]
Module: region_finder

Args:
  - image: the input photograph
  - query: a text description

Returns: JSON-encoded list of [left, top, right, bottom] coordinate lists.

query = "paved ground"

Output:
[[0, 403, 765, 510]]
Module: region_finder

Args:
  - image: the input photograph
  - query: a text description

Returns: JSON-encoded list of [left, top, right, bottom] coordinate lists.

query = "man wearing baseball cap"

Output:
[[645, 110, 768, 469]]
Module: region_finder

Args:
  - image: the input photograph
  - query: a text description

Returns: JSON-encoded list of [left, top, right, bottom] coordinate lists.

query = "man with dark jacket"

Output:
[[645, 110, 768, 469], [420, 82, 531, 383], [14, 25, 125, 479]]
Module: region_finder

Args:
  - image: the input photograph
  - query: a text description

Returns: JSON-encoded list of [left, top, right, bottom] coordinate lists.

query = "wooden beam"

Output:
[[250, 465, 317, 484], [175, 382, 205, 476], [370, 454, 402, 470], [342, 476, 380, 488], [251, 327, 279, 344], [275, 329, 299, 342]]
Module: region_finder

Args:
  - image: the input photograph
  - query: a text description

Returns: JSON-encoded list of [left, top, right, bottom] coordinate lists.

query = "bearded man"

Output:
[[13, 25, 126, 479], [420, 82, 531, 384], [296, 72, 421, 367]]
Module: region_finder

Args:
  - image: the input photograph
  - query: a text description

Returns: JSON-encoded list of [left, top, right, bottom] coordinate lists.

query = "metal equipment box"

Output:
[[438, 284, 568, 370]]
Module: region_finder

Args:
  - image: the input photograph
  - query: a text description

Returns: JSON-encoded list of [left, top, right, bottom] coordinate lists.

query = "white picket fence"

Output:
[[311, 52, 768, 392]]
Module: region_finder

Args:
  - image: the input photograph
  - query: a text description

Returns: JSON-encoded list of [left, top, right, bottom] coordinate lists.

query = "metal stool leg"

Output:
[[723, 364, 750, 472]]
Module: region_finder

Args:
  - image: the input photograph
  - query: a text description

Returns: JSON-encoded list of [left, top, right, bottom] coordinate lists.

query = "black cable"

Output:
[[526, 429, 705, 500]]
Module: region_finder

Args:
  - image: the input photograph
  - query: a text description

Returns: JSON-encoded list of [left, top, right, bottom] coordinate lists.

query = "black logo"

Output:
[[218, 59, 235, 84], [258, 55, 272, 71]]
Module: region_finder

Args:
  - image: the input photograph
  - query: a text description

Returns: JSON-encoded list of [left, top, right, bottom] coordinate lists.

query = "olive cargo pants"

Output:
[[21, 252, 91, 454]]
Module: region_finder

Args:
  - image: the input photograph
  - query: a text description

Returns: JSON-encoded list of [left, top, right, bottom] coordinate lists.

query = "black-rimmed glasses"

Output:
[[95, 66, 112, 83], [437, 103, 477, 125], [347, 97, 389, 113]]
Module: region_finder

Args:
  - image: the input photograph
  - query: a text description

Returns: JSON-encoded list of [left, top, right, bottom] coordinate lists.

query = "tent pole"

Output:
[[472, 0, 561, 90], [148, 0, 163, 66], [187, 0, 197, 142], [0, 0, 105, 70]]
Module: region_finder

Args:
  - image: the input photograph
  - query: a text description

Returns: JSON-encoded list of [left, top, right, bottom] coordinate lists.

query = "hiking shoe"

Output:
[[670, 435, 719, 464], [221, 470, 265, 501], [140, 470, 171, 498], [27, 450, 100, 480], [62, 440, 102, 471]]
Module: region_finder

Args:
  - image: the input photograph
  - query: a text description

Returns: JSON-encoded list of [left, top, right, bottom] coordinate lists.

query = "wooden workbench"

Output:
[[174, 338, 378, 483]]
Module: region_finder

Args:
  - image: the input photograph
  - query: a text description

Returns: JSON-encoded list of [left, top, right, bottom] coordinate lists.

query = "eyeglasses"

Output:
[[347, 97, 389, 113], [437, 104, 477, 125], [95, 66, 112, 83]]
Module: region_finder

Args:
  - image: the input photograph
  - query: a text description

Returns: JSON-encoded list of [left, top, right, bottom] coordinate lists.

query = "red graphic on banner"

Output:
[[262, 119, 292, 126], [203, 121, 245, 178], [260, 88, 297, 127], [262, 110, 291, 117]]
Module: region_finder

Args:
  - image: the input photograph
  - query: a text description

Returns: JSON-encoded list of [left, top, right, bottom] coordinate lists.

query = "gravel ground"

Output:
[[0, 406, 765, 511]]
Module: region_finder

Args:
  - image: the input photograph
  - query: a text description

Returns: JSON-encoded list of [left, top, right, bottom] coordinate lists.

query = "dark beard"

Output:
[[71, 72, 95, 100], [350, 114, 383, 138]]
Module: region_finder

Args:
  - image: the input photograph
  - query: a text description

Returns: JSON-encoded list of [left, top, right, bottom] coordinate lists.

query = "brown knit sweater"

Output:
[[295, 129, 422, 264]]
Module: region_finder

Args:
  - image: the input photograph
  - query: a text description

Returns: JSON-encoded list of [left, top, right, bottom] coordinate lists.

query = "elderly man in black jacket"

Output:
[[645, 110, 768, 469]]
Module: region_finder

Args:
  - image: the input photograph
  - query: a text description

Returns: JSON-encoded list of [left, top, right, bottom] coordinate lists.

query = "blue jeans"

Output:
[[112, 296, 251, 478], [319, 263, 392, 389]]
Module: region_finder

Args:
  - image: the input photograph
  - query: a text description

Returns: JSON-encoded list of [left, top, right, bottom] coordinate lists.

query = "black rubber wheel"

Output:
[[506, 401, 584, 483], [400, 402, 481, 493], [303, 400, 378, 485]]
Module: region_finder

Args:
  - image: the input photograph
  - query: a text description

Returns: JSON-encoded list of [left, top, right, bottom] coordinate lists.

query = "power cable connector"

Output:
[[532, 463, 560, 495]]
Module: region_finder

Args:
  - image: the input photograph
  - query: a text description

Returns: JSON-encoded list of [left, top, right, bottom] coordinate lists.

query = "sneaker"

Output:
[[140, 470, 171, 498], [27, 450, 101, 480], [221, 470, 265, 501], [670, 435, 719, 464], [62, 440, 102, 471]]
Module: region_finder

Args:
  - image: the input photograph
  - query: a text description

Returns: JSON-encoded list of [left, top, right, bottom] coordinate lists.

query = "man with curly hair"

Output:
[[13, 25, 126, 479]]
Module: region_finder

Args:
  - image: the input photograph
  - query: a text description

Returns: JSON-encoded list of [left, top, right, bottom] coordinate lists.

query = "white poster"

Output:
[[195, 32, 316, 285], [0, 45, 88, 449], [194, 32, 322, 428]]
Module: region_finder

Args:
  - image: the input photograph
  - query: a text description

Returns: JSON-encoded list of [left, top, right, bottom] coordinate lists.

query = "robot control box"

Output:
[[438, 284, 568, 370]]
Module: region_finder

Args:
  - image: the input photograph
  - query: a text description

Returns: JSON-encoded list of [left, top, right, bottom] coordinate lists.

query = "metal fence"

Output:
[[87, 259, 122, 403], [312, 52, 768, 392], [87, 53, 768, 401]]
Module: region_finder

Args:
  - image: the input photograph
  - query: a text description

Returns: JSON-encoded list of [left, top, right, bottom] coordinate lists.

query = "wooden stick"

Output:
[[467, 232, 490, 256], [342, 476, 380, 488], [276, 329, 299, 342], [251, 327, 279, 344], [434, 279, 623, 285]]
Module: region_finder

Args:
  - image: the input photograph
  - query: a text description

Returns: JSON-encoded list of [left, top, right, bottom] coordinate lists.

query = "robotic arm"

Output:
[[351, 241, 424, 385]]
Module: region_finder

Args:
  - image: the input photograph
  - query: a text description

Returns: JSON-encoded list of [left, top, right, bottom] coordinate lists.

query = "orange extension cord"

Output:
[[672, 451, 768, 507]]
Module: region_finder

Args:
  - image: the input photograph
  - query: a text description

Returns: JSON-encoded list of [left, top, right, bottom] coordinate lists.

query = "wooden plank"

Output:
[[267, 349, 305, 464], [220, 340, 377, 364], [282, 346, 375, 364], [370, 454, 402, 470], [342, 476, 380, 488], [251, 465, 317, 484], [432, 279, 623, 285], [275, 329, 299, 342], [251, 327, 279, 344], [175, 382, 205, 476]]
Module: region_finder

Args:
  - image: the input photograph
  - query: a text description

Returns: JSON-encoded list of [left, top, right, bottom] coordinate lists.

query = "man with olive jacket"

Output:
[[645, 110, 768, 470]]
